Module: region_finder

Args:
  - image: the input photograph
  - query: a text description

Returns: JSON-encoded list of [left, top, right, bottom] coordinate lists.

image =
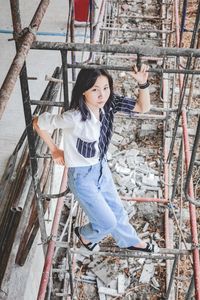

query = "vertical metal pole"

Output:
[[19, 66, 48, 252], [61, 50, 69, 110], [167, 0, 200, 163], [182, 109, 200, 299], [37, 168, 68, 300], [180, 0, 188, 45], [165, 255, 179, 299], [10, 0, 48, 252], [185, 116, 200, 199], [185, 275, 195, 300], [170, 140, 183, 201], [69, 0, 76, 81]]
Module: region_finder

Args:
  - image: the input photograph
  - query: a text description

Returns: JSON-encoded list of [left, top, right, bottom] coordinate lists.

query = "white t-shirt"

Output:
[[38, 108, 101, 167]]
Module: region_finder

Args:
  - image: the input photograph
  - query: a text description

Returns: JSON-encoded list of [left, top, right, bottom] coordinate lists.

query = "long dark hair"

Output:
[[69, 68, 114, 121]]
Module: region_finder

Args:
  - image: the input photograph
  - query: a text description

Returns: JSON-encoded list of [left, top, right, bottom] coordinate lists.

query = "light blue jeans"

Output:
[[67, 159, 141, 247]]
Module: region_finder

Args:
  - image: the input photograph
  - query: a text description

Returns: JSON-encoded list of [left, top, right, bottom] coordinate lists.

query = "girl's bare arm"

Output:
[[33, 117, 65, 166], [131, 64, 151, 113]]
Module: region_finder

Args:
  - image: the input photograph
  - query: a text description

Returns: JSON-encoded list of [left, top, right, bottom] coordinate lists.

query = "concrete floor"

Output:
[[0, 1, 68, 299]]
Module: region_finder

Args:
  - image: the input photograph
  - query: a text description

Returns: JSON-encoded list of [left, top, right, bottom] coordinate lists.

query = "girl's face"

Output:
[[83, 75, 110, 110]]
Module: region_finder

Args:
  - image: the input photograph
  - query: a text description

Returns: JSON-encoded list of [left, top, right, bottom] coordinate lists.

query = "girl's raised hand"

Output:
[[131, 64, 149, 85], [51, 147, 65, 166]]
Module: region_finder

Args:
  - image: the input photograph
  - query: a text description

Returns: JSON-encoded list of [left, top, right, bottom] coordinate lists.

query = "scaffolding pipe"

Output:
[[66, 63, 200, 75], [37, 167, 68, 300], [165, 255, 179, 299], [180, 0, 188, 44], [122, 197, 168, 203], [182, 109, 200, 299], [31, 41, 200, 57], [184, 116, 200, 206], [167, 0, 200, 163], [100, 27, 172, 34], [0, 0, 50, 119]]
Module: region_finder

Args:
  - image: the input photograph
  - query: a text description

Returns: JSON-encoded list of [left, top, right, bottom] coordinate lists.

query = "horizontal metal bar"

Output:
[[31, 41, 200, 58], [55, 243, 191, 256], [100, 27, 173, 34], [70, 248, 188, 260], [30, 100, 64, 107], [122, 197, 168, 203], [119, 14, 165, 20], [117, 113, 166, 120], [65, 63, 200, 75], [150, 107, 200, 114], [42, 187, 70, 200], [45, 75, 75, 84]]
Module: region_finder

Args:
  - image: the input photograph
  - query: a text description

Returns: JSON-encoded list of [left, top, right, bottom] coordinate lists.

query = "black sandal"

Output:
[[127, 242, 159, 253], [74, 227, 99, 251]]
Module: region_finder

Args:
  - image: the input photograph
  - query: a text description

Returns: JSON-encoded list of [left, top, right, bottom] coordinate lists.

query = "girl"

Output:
[[33, 64, 158, 253]]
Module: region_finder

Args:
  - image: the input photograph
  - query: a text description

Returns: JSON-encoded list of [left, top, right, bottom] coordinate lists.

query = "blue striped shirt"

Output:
[[99, 94, 136, 159]]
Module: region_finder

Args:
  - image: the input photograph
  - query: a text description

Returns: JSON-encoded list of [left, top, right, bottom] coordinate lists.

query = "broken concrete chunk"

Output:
[[115, 164, 131, 175], [142, 222, 149, 232], [92, 268, 108, 285], [119, 71, 126, 78], [108, 143, 118, 155], [139, 262, 155, 283], [98, 287, 120, 297], [114, 125, 123, 135], [97, 279, 106, 300], [117, 274, 125, 294], [135, 164, 149, 175], [138, 258, 146, 265], [112, 133, 124, 145], [136, 202, 158, 222], [107, 279, 117, 289], [142, 174, 159, 187], [126, 156, 136, 168], [151, 277, 160, 288], [113, 173, 131, 186], [126, 148, 139, 157], [139, 123, 157, 137]]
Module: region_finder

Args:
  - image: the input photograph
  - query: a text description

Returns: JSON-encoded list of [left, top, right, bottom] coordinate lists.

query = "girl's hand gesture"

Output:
[[131, 64, 149, 85], [51, 147, 65, 166]]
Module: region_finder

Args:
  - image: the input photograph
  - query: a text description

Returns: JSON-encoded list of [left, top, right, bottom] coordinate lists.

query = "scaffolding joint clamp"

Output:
[[38, 234, 54, 245]]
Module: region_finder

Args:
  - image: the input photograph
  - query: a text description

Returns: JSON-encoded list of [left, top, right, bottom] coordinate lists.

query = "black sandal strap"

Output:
[[75, 227, 97, 251], [127, 242, 154, 253]]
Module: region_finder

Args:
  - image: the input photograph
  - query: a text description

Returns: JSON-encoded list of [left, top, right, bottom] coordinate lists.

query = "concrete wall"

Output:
[[0, 0, 68, 179], [0, 1, 67, 299]]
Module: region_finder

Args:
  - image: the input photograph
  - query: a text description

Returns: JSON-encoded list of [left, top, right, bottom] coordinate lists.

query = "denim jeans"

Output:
[[67, 159, 141, 247]]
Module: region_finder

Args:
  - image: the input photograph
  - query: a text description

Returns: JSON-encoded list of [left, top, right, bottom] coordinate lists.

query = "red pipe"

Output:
[[174, 1, 200, 297], [182, 110, 200, 299], [122, 197, 168, 203], [37, 167, 68, 300], [174, 0, 180, 46]]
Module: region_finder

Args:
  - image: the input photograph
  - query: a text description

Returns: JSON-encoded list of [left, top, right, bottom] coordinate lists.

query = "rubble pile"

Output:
[[71, 252, 164, 300], [108, 130, 162, 200]]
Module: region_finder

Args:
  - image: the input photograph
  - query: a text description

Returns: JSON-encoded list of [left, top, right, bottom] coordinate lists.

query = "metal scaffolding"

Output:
[[0, 0, 199, 300]]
